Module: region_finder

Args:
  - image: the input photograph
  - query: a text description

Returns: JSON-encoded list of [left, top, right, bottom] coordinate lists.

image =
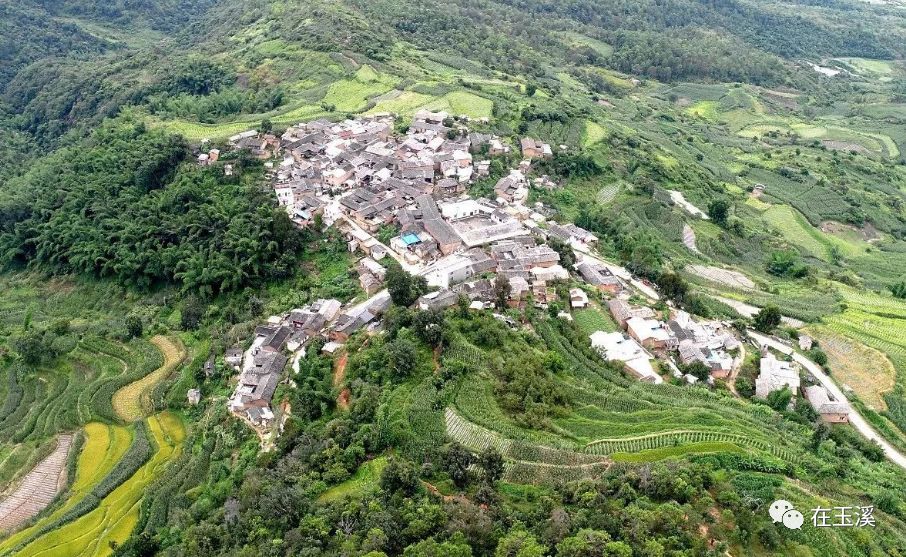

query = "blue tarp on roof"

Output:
[[401, 233, 421, 245]]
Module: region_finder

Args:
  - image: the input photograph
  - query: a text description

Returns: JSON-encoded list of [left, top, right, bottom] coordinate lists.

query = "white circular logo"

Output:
[[782, 509, 804, 530], [769, 499, 794, 523]]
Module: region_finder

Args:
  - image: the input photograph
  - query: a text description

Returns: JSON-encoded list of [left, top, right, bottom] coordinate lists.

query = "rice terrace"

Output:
[[2, 0, 906, 555]]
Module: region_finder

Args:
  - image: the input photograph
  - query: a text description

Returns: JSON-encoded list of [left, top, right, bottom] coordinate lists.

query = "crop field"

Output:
[[686, 100, 719, 120], [0, 337, 160, 457], [112, 336, 185, 423], [572, 306, 618, 336], [762, 205, 868, 260], [610, 441, 746, 463], [10, 412, 185, 557], [0, 424, 131, 551], [420, 90, 494, 119], [366, 90, 434, 117], [824, 290, 906, 375], [0, 434, 73, 534], [805, 326, 896, 411], [324, 70, 396, 113], [446, 319, 812, 480]]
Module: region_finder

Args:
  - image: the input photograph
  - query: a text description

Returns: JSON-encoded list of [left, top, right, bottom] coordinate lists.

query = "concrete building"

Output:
[[804, 385, 850, 423], [755, 352, 801, 399]]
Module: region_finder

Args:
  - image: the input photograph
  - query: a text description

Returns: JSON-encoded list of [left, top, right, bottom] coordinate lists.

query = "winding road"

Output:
[[749, 330, 906, 471]]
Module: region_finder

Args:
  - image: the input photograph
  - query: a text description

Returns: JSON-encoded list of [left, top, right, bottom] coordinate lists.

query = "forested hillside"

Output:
[[1, 1, 906, 556]]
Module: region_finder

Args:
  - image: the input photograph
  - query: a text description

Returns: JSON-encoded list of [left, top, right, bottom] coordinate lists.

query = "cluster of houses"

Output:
[[209, 114, 614, 432], [225, 294, 394, 427], [754, 347, 850, 423], [590, 300, 741, 385]]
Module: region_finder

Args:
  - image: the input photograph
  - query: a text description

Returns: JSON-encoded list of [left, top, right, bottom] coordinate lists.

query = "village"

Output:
[[200, 111, 849, 441]]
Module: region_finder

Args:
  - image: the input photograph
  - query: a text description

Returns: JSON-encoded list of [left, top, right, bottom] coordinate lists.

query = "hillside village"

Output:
[[206, 113, 849, 439]]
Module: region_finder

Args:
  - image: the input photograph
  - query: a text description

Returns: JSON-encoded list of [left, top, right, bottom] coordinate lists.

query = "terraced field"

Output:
[[445, 320, 810, 481], [10, 412, 185, 557], [0, 424, 131, 552], [112, 336, 185, 423], [806, 326, 897, 410]]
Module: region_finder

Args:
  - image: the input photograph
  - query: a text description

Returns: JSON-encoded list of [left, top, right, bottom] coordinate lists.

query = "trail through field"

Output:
[[333, 353, 349, 411], [667, 190, 709, 219], [0, 434, 73, 534], [112, 336, 185, 422]]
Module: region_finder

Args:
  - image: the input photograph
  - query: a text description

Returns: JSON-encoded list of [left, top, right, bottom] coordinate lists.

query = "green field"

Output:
[[762, 204, 868, 260], [572, 306, 618, 336]]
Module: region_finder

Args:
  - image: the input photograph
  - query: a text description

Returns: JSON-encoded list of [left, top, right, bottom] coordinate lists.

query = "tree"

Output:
[[477, 447, 504, 484], [13, 330, 47, 364], [495, 528, 546, 557], [404, 536, 473, 557], [260, 118, 273, 133], [494, 275, 511, 309], [766, 386, 793, 411], [736, 376, 755, 398], [387, 264, 426, 307], [556, 529, 612, 557], [379, 457, 420, 496], [753, 305, 782, 333], [525, 83, 537, 97], [809, 348, 828, 367], [413, 309, 445, 347], [683, 361, 711, 381], [655, 272, 688, 301], [767, 250, 808, 278], [181, 296, 205, 330], [548, 237, 575, 270], [708, 199, 730, 226], [444, 442, 473, 489], [125, 314, 143, 339], [889, 281, 906, 299], [810, 422, 830, 450], [387, 337, 418, 378]]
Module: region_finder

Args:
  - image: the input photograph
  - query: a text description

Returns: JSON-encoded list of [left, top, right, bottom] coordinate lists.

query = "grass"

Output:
[[0, 423, 132, 551], [112, 336, 185, 422], [12, 412, 185, 557], [317, 456, 388, 502]]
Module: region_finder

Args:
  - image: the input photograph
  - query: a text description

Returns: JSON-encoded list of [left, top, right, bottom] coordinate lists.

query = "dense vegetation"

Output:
[[0, 122, 306, 294]]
